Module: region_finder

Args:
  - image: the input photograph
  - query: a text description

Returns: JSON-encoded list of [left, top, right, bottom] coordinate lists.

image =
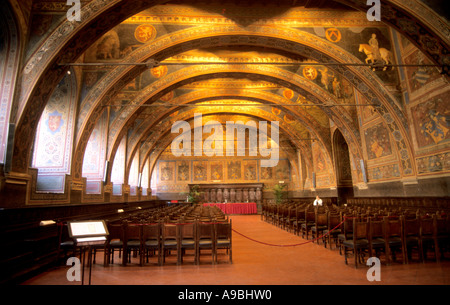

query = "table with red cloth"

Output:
[[203, 202, 257, 215]]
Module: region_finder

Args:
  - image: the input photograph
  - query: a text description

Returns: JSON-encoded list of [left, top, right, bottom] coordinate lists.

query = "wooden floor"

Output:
[[22, 215, 450, 285]]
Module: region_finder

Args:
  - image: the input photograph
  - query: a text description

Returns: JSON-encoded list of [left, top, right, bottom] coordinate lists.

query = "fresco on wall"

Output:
[[260, 166, 273, 180], [32, 74, 77, 192], [364, 122, 393, 159], [82, 111, 108, 180], [210, 161, 223, 181], [417, 152, 450, 175], [411, 94, 450, 148], [159, 161, 175, 182], [243, 160, 257, 181], [227, 161, 241, 180], [193, 161, 207, 181], [177, 161, 190, 181]]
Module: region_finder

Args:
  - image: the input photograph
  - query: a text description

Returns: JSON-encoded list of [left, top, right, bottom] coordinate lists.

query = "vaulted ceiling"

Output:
[[3, 0, 449, 201]]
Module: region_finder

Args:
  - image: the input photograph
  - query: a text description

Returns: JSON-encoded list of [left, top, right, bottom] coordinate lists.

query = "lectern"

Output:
[[68, 220, 109, 285]]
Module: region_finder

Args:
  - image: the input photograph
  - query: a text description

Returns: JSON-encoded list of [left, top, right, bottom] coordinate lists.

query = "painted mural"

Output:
[[364, 122, 393, 160], [411, 93, 450, 149], [32, 74, 77, 192]]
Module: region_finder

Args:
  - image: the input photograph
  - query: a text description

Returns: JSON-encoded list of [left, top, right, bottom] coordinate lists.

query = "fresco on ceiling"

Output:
[[403, 49, 442, 94], [364, 122, 393, 160], [306, 27, 398, 85], [410, 93, 450, 149]]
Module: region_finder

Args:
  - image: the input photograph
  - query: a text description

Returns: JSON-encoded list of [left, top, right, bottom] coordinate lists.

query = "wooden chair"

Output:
[[215, 220, 232, 264], [301, 206, 315, 240], [161, 223, 180, 265], [142, 222, 161, 266], [196, 222, 215, 264], [323, 212, 342, 249], [104, 221, 124, 266], [343, 217, 369, 268], [402, 216, 423, 263], [338, 214, 354, 255], [123, 221, 142, 266], [311, 209, 328, 244], [368, 217, 386, 261], [293, 205, 306, 236], [383, 216, 406, 265], [420, 215, 440, 262], [179, 222, 197, 265], [436, 215, 450, 261]]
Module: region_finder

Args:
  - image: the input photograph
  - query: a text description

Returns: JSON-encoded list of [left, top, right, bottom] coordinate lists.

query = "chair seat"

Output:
[[387, 237, 402, 246], [181, 239, 195, 247], [405, 236, 420, 245], [127, 240, 140, 247], [217, 239, 231, 246], [343, 239, 369, 249], [110, 240, 123, 247], [311, 225, 327, 232], [145, 240, 159, 247], [324, 229, 341, 236], [199, 239, 213, 247], [163, 240, 178, 247], [370, 238, 385, 248], [301, 222, 314, 229]]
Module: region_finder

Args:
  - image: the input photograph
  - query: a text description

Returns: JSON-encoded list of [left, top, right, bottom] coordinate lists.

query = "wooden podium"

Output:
[[68, 220, 109, 285]]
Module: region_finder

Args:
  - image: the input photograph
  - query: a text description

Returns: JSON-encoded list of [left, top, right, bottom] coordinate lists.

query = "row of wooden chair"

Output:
[[98, 218, 232, 266], [341, 214, 450, 268], [262, 202, 450, 268]]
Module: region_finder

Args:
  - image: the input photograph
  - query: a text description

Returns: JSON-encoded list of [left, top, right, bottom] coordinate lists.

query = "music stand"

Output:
[[68, 220, 109, 285]]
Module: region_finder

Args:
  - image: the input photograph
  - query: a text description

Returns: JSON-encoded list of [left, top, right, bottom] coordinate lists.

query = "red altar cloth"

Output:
[[203, 202, 257, 215]]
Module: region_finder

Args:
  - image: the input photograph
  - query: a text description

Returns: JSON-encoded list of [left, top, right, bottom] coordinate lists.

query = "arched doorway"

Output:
[[333, 129, 354, 204]]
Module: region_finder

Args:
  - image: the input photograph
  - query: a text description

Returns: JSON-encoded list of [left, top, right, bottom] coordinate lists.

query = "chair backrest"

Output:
[[342, 214, 354, 240], [403, 216, 420, 237], [384, 216, 403, 238], [179, 222, 196, 240], [328, 212, 341, 230], [369, 217, 384, 239], [305, 207, 315, 223], [215, 220, 232, 240], [142, 222, 160, 241], [420, 215, 436, 237], [162, 223, 178, 241], [315, 210, 328, 226], [107, 222, 124, 241], [353, 218, 369, 241], [197, 222, 214, 240], [124, 221, 141, 241]]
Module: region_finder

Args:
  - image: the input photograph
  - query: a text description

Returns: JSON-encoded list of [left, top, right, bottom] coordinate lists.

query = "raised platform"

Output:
[[203, 202, 257, 215]]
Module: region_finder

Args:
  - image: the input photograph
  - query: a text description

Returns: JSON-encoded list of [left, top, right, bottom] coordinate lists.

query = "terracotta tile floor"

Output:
[[22, 215, 450, 285]]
